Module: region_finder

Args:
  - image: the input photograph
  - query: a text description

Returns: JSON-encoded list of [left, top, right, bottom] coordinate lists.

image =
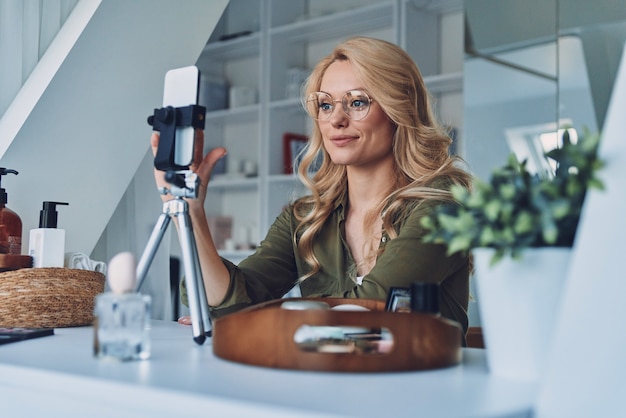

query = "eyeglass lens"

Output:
[[306, 90, 372, 121]]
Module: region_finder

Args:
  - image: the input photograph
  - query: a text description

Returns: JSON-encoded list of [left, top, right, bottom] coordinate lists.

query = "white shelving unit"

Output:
[[195, 0, 463, 262]]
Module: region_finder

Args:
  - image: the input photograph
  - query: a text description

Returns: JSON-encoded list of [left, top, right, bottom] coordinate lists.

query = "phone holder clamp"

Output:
[[147, 104, 206, 172]]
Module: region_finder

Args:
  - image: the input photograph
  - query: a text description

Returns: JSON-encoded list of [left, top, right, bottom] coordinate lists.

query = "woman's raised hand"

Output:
[[150, 130, 227, 211]]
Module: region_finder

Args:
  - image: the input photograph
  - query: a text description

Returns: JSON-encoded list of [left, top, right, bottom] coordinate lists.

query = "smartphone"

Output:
[[162, 65, 200, 169]]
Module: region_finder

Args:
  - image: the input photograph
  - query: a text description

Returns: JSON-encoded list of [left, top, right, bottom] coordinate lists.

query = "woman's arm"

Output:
[[209, 207, 302, 315], [178, 206, 302, 322]]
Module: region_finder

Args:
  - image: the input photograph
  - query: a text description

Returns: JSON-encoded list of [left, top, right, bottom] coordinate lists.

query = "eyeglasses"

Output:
[[305, 90, 373, 121]]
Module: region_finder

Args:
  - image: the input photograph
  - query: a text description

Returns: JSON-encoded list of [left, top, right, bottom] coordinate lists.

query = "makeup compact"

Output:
[[0, 327, 53, 345]]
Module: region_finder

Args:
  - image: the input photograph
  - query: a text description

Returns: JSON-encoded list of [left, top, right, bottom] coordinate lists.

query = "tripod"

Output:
[[135, 102, 211, 345], [135, 170, 211, 345]]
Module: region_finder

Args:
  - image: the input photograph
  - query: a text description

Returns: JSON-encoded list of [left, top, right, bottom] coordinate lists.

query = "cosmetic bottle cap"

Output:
[[107, 252, 137, 294], [0, 168, 19, 205], [39, 201, 69, 228], [410, 282, 440, 314]]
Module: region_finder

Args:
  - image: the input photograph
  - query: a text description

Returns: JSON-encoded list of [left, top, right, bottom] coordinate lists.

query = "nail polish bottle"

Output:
[[94, 252, 151, 361], [411, 282, 440, 315]]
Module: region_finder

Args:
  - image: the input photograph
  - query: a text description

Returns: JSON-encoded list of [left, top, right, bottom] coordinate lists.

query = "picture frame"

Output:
[[283, 132, 308, 174], [385, 287, 412, 313]]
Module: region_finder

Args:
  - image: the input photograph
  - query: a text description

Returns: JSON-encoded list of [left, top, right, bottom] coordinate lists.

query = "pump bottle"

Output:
[[28, 201, 69, 268], [0, 168, 23, 255]]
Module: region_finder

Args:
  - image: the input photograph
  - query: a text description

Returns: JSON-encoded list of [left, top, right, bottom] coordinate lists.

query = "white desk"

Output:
[[0, 320, 537, 417]]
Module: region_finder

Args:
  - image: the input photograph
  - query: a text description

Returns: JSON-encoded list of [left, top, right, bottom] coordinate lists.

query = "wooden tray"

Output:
[[212, 298, 462, 372]]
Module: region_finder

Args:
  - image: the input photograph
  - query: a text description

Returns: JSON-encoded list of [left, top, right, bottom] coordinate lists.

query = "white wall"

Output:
[[535, 41, 626, 418]]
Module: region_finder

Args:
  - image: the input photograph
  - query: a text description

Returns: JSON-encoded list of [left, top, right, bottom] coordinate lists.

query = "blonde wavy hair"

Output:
[[293, 37, 471, 280]]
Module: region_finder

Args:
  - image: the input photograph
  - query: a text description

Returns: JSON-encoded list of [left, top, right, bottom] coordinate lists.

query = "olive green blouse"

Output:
[[205, 197, 470, 335]]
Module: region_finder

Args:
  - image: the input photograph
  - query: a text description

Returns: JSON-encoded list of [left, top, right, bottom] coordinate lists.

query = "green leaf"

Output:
[[588, 178, 604, 191], [450, 185, 469, 202], [501, 227, 515, 244], [447, 235, 472, 255], [550, 200, 570, 220], [489, 250, 505, 267], [484, 200, 501, 222], [420, 216, 434, 230], [499, 183, 516, 200], [542, 218, 558, 245], [513, 211, 534, 234], [479, 227, 496, 246], [438, 213, 464, 232], [466, 192, 485, 208]]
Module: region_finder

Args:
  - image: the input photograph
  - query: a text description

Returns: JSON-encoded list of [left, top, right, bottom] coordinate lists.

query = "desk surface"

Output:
[[0, 320, 537, 417]]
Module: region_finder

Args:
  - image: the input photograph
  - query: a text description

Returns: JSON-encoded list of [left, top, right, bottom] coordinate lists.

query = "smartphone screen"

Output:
[[163, 66, 200, 169]]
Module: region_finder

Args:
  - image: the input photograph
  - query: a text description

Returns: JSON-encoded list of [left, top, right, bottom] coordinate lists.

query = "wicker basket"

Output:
[[0, 268, 105, 328]]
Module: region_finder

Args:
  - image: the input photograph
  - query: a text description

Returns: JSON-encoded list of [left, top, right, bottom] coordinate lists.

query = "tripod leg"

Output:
[[176, 202, 207, 345], [187, 219, 212, 337], [136, 211, 172, 292]]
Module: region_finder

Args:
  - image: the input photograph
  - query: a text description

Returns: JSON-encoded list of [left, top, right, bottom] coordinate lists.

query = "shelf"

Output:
[[269, 97, 306, 115], [424, 72, 463, 94], [268, 173, 299, 184], [269, 2, 394, 43], [198, 32, 261, 61], [414, 0, 464, 13], [269, 74, 464, 103], [209, 176, 259, 191], [205, 104, 259, 124]]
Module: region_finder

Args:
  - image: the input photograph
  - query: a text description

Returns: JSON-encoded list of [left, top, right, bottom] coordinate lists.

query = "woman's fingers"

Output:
[[150, 131, 160, 156], [153, 130, 226, 181], [149, 130, 226, 205], [178, 315, 192, 326], [195, 147, 228, 182], [191, 129, 205, 170]]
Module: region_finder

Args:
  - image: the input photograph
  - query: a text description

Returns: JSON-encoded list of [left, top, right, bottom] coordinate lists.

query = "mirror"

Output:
[[464, 0, 626, 181]]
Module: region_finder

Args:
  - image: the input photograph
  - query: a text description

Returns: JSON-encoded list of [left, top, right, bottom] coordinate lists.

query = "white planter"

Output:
[[473, 247, 571, 381]]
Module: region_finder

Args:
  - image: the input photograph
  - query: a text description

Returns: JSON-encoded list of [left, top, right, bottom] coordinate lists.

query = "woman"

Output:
[[151, 37, 472, 334]]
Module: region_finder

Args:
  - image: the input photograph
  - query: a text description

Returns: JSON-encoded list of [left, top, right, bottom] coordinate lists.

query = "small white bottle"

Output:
[[28, 201, 69, 268], [94, 252, 151, 361]]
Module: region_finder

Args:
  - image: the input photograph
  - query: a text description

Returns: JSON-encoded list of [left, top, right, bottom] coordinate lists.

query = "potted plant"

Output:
[[420, 128, 604, 381], [421, 128, 604, 265]]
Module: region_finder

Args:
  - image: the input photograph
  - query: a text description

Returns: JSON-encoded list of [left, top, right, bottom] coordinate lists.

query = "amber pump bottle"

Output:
[[0, 168, 22, 255]]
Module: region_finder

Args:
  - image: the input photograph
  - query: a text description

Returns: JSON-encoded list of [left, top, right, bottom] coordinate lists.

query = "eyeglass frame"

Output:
[[304, 90, 375, 121]]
